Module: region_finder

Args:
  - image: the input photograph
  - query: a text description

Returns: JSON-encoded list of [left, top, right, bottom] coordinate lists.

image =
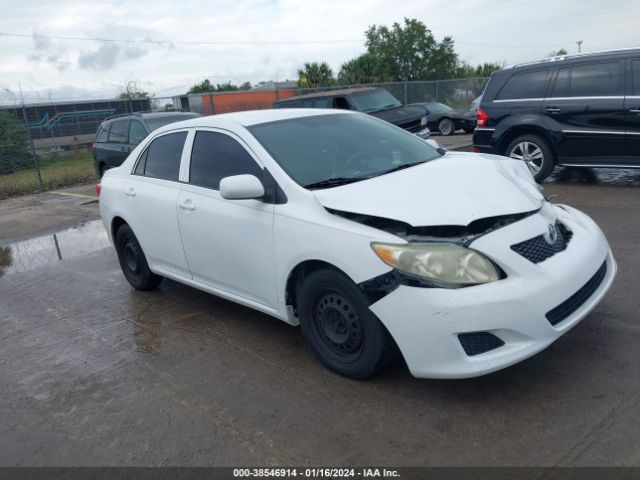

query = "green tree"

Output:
[[456, 61, 503, 78], [0, 111, 30, 175], [364, 18, 459, 81], [214, 81, 239, 92], [297, 62, 335, 88], [337, 53, 390, 84], [188, 79, 214, 94]]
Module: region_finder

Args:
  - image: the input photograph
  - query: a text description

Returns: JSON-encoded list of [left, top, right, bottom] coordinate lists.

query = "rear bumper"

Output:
[[473, 129, 497, 153], [369, 204, 616, 379]]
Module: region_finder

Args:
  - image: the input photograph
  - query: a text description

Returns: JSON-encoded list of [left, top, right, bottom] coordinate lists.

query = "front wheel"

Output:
[[115, 224, 163, 290], [297, 269, 396, 379], [505, 134, 555, 183]]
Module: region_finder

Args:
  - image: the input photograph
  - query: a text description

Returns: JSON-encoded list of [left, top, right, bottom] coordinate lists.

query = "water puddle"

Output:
[[548, 167, 640, 186], [0, 220, 110, 278]]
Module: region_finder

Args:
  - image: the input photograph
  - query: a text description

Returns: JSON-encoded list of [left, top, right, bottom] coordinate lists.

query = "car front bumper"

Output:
[[369, 205, 616, 379]]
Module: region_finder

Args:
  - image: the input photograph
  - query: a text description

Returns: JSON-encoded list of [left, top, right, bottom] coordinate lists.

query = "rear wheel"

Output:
[[438, 118, 455, 136], [506, 134, 555, 183], [297, 269, 395, 379], [115, 224, 163, 290]]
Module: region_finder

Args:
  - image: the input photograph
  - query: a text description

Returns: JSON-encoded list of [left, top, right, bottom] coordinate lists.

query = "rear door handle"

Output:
[[178, 200, 196, 211], [629, 108, 640, 114], [545, 107, 561, 113], [125, 187, 136, 198]]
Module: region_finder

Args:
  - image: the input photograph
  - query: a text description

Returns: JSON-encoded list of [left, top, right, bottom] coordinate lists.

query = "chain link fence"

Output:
[[0, 78, 487, 200]]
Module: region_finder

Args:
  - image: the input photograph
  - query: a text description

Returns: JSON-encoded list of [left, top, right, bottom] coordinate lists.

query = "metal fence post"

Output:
[[403, 82, 408, 105], [435, 81, 439, 102], [20, 102, 43, 190]]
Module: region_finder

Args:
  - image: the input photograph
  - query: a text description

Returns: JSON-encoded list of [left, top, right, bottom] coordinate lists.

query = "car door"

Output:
[[106, 119, 131, 167], [177, 129, 276, 307], [625, 58, 640, 160], [542, 60, 626, 163], [124, 130, 191, 278]]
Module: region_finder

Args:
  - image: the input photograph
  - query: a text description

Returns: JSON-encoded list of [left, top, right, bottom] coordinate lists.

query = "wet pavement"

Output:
[[1, 171, 640, 466]]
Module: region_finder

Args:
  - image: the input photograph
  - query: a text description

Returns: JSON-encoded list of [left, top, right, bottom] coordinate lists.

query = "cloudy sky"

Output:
[[0, 0, 638, 104]]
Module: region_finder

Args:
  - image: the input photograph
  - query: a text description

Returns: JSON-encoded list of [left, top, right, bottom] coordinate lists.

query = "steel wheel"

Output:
[[438, 118, 455, 136], [312, 289, 364, 362], [509, 141, 544, 175], [115, 224, 163, 290]]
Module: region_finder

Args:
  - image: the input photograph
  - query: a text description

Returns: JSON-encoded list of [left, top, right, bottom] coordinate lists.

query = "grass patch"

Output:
[[0, 152, 97, 200]]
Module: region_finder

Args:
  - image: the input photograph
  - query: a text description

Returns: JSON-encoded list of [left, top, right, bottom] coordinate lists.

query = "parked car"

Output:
[[473, 48, 640, 182], [273, 87, 430, 138], [411, 102, 477, 136], [92, 111, 201, 176], [98, 109, 616, 379]]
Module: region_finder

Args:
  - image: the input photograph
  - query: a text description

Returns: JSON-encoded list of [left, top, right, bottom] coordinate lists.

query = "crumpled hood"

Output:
[[313, 152, 544, 227]]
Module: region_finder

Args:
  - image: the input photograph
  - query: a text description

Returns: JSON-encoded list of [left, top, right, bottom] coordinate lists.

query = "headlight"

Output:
[[420, 116, 427, 126], [371, 242, 500, 287]]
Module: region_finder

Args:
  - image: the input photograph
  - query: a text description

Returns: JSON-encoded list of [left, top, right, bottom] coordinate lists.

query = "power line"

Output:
[[0, 32, 363, 46]]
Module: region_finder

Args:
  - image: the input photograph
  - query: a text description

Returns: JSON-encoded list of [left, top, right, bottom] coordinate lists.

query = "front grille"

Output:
[[397, 118, 422, 132], [458, 332, 505, 356], [546, 261, 608, 326], [511, 222, 573, 263]]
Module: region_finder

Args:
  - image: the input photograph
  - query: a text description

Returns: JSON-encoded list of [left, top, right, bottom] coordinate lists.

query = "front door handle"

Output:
[[178, 200, 196, 211], [125, 187, 136, 197], [545, 106, 562, 113], [629, 108, 640, 114]]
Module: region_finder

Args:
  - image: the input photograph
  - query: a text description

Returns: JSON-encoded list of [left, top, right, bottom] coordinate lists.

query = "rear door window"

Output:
[[108, 120, 128, 143], [129, 121, 148, 145], [189, 131, 262, 190], [496, 69, 551, 100], [139, 131, 187, 182], [569, 62, 621, 96]]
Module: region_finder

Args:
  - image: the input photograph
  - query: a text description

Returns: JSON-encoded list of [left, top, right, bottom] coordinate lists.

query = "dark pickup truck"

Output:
[[272, 87, 430, 138]]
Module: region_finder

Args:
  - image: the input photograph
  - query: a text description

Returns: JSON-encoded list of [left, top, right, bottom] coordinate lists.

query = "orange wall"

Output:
[[200, 89, 297, 115]]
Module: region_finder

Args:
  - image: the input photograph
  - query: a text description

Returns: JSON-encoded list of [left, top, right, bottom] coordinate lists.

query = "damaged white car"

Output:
[[99, 109, 617, 379]]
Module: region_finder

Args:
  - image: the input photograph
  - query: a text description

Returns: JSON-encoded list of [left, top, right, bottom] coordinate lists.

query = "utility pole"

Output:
[[576, 40, 583, 53]]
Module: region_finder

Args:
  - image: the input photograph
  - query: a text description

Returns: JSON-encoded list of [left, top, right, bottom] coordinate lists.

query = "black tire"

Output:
[[438, 118, 455, 136], [505, 134, 555, 183], [115, 224, 163, 290], [297, 269, 396, 379]]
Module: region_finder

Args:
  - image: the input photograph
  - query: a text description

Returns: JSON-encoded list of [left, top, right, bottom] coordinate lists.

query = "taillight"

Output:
[[96, 183, 101, 197], [477, 107, 488, 128], [90, 143, 96, 151], [473, 147, 480, 153]]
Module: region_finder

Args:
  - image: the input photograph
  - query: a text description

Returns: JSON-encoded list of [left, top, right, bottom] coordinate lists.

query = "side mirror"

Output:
[[220, 174, 265, 200]]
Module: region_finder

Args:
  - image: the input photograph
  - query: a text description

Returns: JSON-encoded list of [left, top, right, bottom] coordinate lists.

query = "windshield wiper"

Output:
[[304, 177, 365, 190], [375, 161, 428, 177]]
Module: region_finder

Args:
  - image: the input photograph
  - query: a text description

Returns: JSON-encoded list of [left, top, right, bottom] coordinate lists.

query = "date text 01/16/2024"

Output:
[[232, 468, 400, 478]]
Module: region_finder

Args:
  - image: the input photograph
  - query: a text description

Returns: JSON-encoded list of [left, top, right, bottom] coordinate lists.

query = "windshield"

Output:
[[145, 114, 200, 131], [349, 90, 402, 113], [248, 113, 441, 189], [425, 103, 453, 113]]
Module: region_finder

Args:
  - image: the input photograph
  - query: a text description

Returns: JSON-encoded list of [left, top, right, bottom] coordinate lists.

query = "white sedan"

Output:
[[98, 109, 616, 379]]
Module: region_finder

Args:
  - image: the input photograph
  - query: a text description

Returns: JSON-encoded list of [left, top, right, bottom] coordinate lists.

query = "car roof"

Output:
[[151, 108, 353, 133], [105, 111, 200, 122], [275, 87, 379, 102], [504, 47, 640, 71]]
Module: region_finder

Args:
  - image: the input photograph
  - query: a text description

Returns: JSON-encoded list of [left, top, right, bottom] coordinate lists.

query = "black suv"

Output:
[[473, 48, 640, 182], [92, 111, 201, 176], [272, 87, 429, 138]]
